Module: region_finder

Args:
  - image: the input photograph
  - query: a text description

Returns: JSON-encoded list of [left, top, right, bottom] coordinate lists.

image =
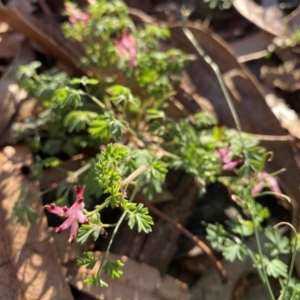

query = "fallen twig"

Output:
[[137, 197, 228, 283]]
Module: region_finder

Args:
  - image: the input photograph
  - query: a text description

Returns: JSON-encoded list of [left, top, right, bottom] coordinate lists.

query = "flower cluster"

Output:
[[44, 186, 89, 243], [115, 33, 137, 68], [65, 5, 90, 27], [252, 171, 282, 198], [216, 143, 242, 171]]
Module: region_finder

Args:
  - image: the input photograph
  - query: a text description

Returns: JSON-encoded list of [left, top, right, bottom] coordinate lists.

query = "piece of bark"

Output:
[[0, 144, 73, 300], [109, 171, 199, 275]]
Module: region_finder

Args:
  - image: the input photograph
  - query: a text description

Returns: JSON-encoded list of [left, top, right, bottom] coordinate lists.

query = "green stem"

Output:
[[279, 241, 297, 300], [82, 91, 105, 109], [275, 222, 298, 300], [250, 201, 275, 300], [181, 14, 247, 160], [96, 181, 141, 276]]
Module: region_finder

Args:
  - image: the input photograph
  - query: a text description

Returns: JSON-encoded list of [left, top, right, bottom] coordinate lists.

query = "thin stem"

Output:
[[120, 164, 147, 187], [181, 12, 248, 166], [66, 161, 93, 183], [274, 222, 298, 300], [82, 91, 105, 109], [140, 200, 228, 282], [85, 201, 107, 216], [249, 200, 276, 300], [97, 181, 141, 276], [181, 22, 242, 133], [218, 227, 267, 284]]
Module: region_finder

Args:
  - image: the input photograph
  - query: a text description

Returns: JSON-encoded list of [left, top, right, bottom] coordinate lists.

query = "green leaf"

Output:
[[70, 76, 99, 86], [222, 240, 247, 262], [89, 112, 129, 141], [64, 111, 98, 132], [42, 156, 61, 167], [194, 112, 218, 127], [55, 87, 81, 107], [83, 274, 108, 287], [77, 224, 95, 244], [77, 218, 104, 243], [103, 259, 124, 279], [206, 223, 225, 249], [107, 85, 131, 96], [77, 252, 98, 269], [125, 203, 154, 233], [231, 218, 254, 237], [146, 109, 166, 121], [264, 227, 290, 256], [266, 258, 288, 278]]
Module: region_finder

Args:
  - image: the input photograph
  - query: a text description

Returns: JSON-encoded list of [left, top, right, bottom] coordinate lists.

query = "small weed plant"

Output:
[[11, 0, 300, 297]]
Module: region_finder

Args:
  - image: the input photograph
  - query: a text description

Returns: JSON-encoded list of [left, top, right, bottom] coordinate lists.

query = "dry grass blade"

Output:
[[0, 145, 73, 300]]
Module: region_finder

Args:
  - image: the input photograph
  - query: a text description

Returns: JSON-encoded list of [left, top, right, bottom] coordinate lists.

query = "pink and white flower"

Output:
[[252, 171, 282, 198], [45, 185, 88, 243], [65, 5, 90, 27], [115, 32, 137, 68], [216, 143, 242, 171]]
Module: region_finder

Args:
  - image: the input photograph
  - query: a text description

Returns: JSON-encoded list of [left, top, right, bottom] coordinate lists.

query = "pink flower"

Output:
[[115, 33, 137, 68], [252, 171, 282, 198], [65, 5, 90, 27], [45, 186, 88, 243], [216, 143, 242, 171]]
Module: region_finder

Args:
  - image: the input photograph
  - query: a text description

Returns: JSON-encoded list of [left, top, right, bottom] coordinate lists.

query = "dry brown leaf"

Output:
[[0, 145, 73, 300], [261, 62, 300, 91], [0, 31, 24, 60], [65, 251, 189, 300], [127, 9, 300, 237], [264, 91, 300, 139], [0, 41, 34, 146], [233, 0, 285, 36], [168, 22, 300, 227], [0, 2, 82, 74], [229, 31, 273, 62]]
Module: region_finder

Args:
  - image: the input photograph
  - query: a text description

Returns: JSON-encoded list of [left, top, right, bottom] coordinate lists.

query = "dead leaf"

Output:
[[233, 0, 285, 36], [0, 2, 82, 74], [229, 31, 273, 62], [0, 145, 73, 300], [0, 31, 24, 60], [127, 10, 300, 242], [65, 251, 189, 300], [261, 62, 300, 91], [167, 22, 300, 228], [0, 41, 34, 146], [264, 91, 300, 140]]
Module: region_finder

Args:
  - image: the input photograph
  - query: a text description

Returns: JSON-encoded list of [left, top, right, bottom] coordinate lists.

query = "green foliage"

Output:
[[77, 252, 98, 269], [222, 240, 246, 262], [279, 278, 300, 300], [89, 112, 129, 141], [14, 0, 300, 294], [124, 201, 154, 233], [83, 275, 108, 287], [264, 227, 290, 257], [103, 259, 124, 279]]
